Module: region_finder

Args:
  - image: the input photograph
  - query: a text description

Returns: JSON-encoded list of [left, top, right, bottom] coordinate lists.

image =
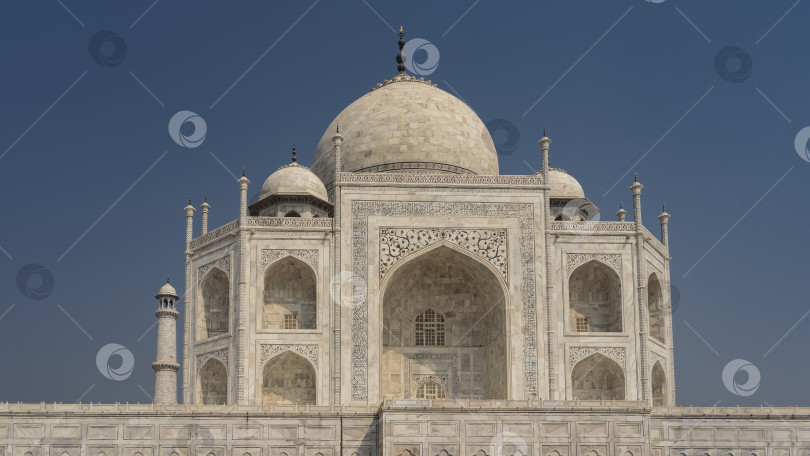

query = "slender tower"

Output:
[[153, 278, 180, 405]]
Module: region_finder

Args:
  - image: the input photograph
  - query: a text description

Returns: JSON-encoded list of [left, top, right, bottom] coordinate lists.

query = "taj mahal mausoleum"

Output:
[[2, 28, 810, 456]]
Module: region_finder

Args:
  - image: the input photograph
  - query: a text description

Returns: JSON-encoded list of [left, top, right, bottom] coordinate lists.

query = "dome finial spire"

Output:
[[292, 143, 297, 162], [396, 26, 407, 73]]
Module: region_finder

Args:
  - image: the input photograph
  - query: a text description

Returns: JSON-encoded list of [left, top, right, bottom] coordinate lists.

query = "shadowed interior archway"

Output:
[[199, 268, 229, 340], [569, 260, 622, 333], [262, 351, 316, 405], [381, 245, 508, 400], [652, 361, 667, 406], [263, 256, 317, 330], [571, 353, 625, 400], [648, 274, 665, 342], [198, 358, 227, 405]]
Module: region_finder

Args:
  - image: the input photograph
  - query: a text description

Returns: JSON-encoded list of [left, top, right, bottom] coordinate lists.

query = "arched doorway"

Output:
[[199, 358, 227, 405], [569, 261, 622, 333], [571, 353, 625, 400], [648, 274, 665, 342], [381, 246, 508, 400], [652, 361, 667, 406], [263, 257, 317, 330], [199, 269, 229, 340], [262, 351, 316, 404]]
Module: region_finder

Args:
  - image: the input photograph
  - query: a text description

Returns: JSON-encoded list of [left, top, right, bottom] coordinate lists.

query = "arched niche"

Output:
[[569, 260, 622, 333], [571, 353, 625, 400], [199, 268, 229, 340], [381, 245, 508, 400], [262, 351, 316, 405], [652, 361, 667, 406], [263, 256, 317, 330], [199, 357, 227, 405], [648, 274, 665, 342]]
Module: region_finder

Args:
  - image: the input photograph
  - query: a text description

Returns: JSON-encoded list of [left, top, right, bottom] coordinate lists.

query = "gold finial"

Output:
[[292, 143, 297, 162], [399, 25, 404, 36]]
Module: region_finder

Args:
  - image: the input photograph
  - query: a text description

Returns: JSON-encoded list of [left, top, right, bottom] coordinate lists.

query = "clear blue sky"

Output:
[[0, 0, 807, 407]]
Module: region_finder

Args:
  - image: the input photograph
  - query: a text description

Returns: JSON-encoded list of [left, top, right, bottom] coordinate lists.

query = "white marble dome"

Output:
[[158, 281, 177, 297], [312, 75, 499, 183], [259, 162, 329, 202], [548, 168, 585, 199]]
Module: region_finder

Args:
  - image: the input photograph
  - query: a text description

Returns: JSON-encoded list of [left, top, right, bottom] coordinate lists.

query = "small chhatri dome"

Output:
[[547, 168, 585, 199], [311, 27, 498, 184], [158, 278, 177, 297], [258, 159, 329, 203]]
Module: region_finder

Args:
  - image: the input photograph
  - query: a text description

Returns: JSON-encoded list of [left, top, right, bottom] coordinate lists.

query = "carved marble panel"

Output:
[[260, 344, 318, 368], [569, 347, 626, 372], [261, 249, 319, 272], [379, 228, 507, 283], [197, 256, 231, 284], [195, 348, 229, 374], [566, 253, 622, 276]]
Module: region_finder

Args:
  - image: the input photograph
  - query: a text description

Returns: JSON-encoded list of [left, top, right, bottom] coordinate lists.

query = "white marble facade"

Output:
[[2, 58, 807, 454]]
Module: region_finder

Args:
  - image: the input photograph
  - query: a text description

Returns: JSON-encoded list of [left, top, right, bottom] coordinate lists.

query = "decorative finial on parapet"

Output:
[[292, 143, 297, 162], [543, 128, 546, 138], [634, 173, 638, 182], [200, 197, 211, 235], [166, 277, 170, 284], [242, 167, 245, 177], [397, 26, 407, 73], [658, 203, 671, 249], [188, 197, 192, 205], [617, 202, 627, 222], [336, 123, 339, 134]]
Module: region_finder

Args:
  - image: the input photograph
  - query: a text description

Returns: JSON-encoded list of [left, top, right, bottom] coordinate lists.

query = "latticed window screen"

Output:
[[284, 314, 298, 329], [576, 317, 590, 332], [416, 381, 447, 399], [415, 309, 445, 346]]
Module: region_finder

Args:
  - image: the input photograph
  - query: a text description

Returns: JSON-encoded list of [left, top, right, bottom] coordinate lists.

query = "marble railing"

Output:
[[189, 217, 333, 250], [550, 221, 636, 233]]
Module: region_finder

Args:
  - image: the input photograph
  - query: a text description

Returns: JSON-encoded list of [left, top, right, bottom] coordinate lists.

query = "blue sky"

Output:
[[0, 0, 808, 406]]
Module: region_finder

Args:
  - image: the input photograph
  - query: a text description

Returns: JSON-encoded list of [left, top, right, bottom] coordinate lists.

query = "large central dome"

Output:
[[312, 74, 499, 184]]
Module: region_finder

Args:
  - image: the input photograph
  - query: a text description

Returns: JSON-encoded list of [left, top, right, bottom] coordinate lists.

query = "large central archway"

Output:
[[381, 245, 508, 400]]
